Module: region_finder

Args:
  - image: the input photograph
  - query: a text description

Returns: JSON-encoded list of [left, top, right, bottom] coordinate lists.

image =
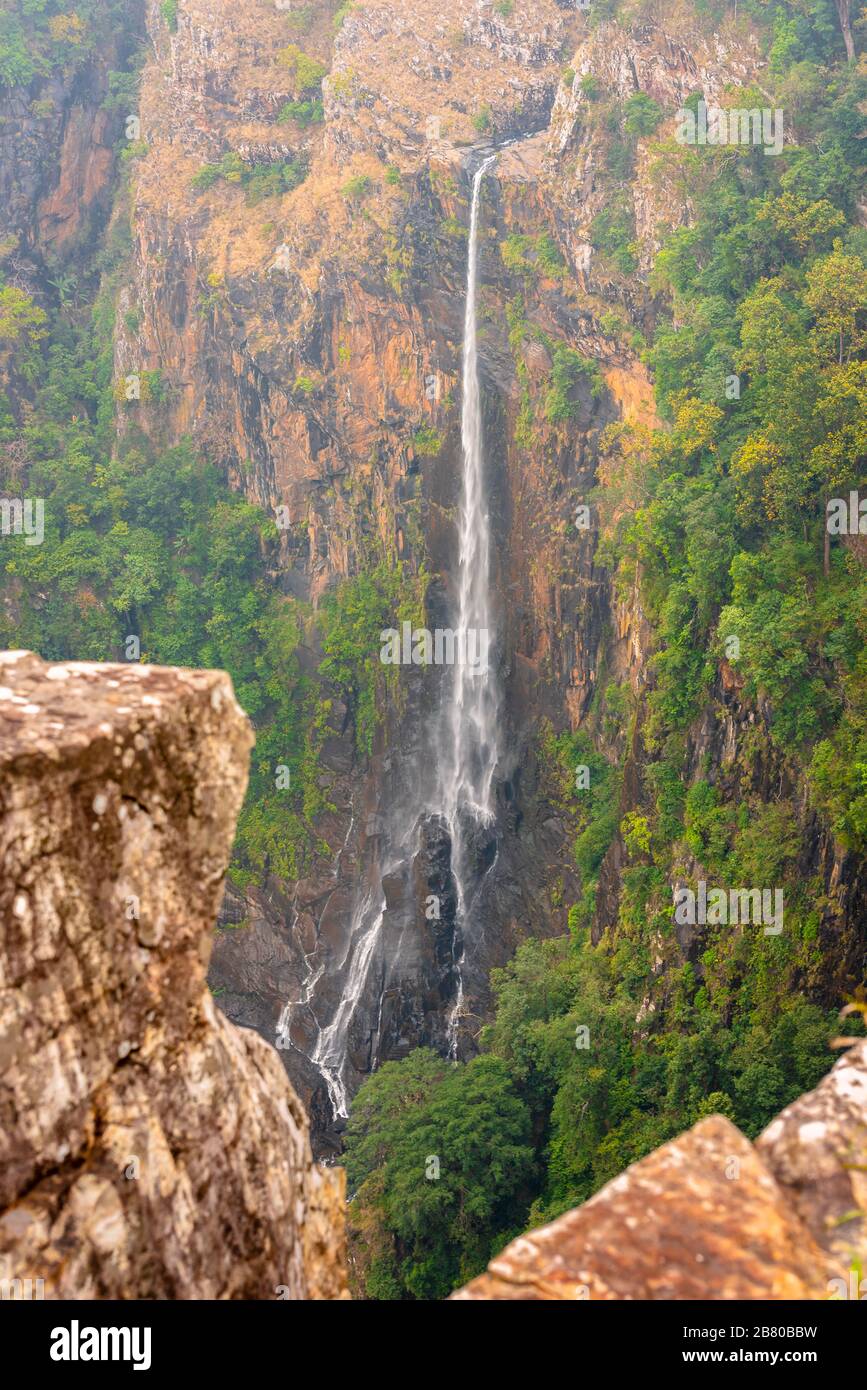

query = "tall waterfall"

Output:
[[280, 154, 501, 1116], [437, 153, 500, 830], [435, 153, 500, 1049]]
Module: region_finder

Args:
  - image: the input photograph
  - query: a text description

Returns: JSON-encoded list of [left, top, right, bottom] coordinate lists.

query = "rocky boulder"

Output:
[[0, 651, 347, 1300]]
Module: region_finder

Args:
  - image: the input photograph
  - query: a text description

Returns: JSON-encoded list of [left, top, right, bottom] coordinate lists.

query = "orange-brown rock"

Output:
[[757, 1038, 867, 1284], [453, 1110, 850, 1300], [0, 651, 347, 1300]]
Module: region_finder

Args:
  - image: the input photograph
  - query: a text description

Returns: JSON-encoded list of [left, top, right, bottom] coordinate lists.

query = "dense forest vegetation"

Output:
[[0, 0, 864, 1302]]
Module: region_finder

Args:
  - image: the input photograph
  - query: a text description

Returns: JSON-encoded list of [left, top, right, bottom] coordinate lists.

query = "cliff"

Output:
[[0, 651, 347, 1300], [110, 0, 865, 1156], [0, 0, 863, 1300]]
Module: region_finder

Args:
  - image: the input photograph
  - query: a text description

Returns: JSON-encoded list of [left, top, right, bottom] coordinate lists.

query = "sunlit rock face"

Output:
[[0, 652, 347, 1301]]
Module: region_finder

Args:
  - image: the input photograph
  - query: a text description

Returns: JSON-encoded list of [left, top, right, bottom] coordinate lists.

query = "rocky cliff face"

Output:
[[0, 651, 346, 1300], [121, 0, 610, 1149], [455, 1036, 867, 1299], [106, 0, 866, 1152], [0, 5, 144, 310]]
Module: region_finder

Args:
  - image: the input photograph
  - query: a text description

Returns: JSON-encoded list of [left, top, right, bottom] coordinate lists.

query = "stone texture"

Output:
[[453, 1113, 843, 1301], [0, 651, 347, 1300], [758, 1038, 867, 1283]]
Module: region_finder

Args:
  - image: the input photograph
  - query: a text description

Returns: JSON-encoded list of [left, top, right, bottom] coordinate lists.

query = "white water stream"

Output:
[[280, 153, 501, 1115], [436, 153, 500, 1051]]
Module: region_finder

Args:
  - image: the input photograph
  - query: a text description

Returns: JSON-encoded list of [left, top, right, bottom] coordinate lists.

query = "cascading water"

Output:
[[435, 154, 500, 1049], [437, 153, 500, 830], [280, 152, 501, 1116], [309, 889, 387, 1119]]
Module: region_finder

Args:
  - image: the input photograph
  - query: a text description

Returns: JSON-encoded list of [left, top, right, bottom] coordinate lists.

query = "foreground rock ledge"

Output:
[[454, 1041, 867, 1300], [0, 652, 347, 1300]]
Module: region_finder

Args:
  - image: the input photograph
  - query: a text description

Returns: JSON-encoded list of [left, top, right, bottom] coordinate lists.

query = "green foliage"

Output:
[[0, 13, 38, 86], [347, 930, 862, 1295], [278, 43, 327, 96], [192, 152, 308, 202], [410, 424, 442, 456], [345, 1050, 535, 1299], [501, 232, 567, 280], [623, 90, 663, 137], [319, 562, 426, 754], [439, 215, 467, 241], [0, 2, 138, 89], [340, 173, 372, 200], [620, 810, 651, 857], [160, 0, 178, 33], [472, 104, 492, 133], [684, 781, 732, 871], [282, 4, 314, 33], [539, 725, 620, 887], [245, 158, 308, 205], [0, 284, 48, 348], [543, 342, 604, 422], [332, 2, 355, 32], [277, 97, 324, 127], [589, 196, 638, 274]]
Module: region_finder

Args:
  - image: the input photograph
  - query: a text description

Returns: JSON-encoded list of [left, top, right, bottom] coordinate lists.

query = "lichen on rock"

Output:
[[0, 651, 347, 1300]]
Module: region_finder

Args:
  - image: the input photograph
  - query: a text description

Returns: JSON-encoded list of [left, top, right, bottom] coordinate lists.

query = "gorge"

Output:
[[0, 0, 864, 1303]]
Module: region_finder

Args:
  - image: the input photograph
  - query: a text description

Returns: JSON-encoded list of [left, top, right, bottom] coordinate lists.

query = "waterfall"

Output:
[[437, 153, 500, 829], [309, 890, 387, 1119], [280, 153, 501, 1115], [436, 152, 500, 1050]]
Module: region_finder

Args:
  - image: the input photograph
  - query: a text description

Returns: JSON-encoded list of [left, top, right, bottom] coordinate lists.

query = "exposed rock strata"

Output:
[[114, 0, 866, 1152], [0, 651, 347, 1300]]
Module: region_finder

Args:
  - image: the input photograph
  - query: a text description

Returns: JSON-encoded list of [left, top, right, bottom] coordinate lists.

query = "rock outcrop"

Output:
[[454, 1039, 867, 1300], [0, 651, 347, 1300]]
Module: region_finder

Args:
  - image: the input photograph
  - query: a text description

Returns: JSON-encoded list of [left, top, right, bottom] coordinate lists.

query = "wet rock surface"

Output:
[[0, 652, 347, 1300]]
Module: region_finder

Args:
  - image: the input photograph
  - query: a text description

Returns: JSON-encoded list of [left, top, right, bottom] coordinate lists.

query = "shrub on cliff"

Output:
[[191, 152, 308, 203], [278, 43, 327, 98], [623, 90, 663, 137], [410, 424, 443, 457], [160, 0, 178, 33], [340, 173, 372, 200], [277, 97, 324, 127], [543, 342, 604, 422]]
